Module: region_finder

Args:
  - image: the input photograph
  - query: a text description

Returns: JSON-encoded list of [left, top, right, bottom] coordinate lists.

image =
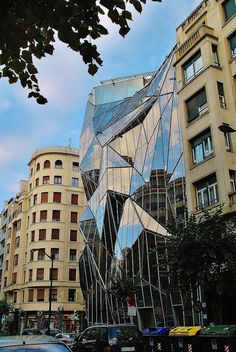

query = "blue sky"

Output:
[[0, 0, 200, 207]]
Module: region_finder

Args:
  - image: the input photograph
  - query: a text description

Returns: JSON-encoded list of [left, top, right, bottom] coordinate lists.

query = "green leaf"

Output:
[[88, 63, 98, 76], [36, 95, 48, 104], [27, 63, 38, 75]]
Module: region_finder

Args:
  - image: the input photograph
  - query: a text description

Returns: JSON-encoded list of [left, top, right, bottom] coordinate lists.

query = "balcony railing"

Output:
[[176, 24, 215, 63], [179, 0, 209, 32]]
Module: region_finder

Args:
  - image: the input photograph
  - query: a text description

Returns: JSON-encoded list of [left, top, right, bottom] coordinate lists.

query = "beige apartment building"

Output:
[[1, 146, 85, 332], [174, 0, 236, 214]]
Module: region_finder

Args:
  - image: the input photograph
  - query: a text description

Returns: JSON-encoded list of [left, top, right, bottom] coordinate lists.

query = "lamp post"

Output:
[[33, 249, 55, 334], [218, 122, 236, 134]]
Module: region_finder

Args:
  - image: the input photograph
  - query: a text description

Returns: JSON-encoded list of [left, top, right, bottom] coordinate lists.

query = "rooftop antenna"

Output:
[[68, 138, 72, 148]]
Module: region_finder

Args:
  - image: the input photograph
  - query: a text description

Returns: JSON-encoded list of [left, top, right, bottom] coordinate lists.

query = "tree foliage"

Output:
[[0, 0, 161, 104], [0, 299, 12, 321], [109, 269, 136, 303], [165, 207, 236, 295]]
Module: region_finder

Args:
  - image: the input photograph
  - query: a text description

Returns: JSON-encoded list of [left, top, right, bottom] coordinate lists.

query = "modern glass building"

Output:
[[79, 49, 195, 328]]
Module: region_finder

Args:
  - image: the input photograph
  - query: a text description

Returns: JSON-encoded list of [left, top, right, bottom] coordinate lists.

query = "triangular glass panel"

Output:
[[80, 206, 95, 222]]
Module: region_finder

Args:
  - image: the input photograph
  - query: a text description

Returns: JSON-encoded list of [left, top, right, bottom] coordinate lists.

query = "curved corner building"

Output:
[[79, 49, 188, 328], [2, 146, 85, 331]]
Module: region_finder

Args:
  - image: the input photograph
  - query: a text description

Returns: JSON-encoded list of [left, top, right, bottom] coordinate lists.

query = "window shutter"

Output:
[[37, 268, 44, 280], [39, 229, 46, 240], [44, 160, 50, 168], [52, 210, 60, 221], [71, 194, 78, 205], [40, 210, 47, 221], [52, 268, 58, 280], [52, 229, 60, 240], [41, 192, 48, 203], [53, 192, 61, 203], [69, 269, 76, 281], [28, 289, 34, 302], [70, 230, 77, 241], [71, 212, 78, 223], [37, 289, 44, 301]]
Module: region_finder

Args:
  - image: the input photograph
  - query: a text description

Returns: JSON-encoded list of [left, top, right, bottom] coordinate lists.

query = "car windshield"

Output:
[[109, 326, 141, 341], [0, 344, 69, 352]]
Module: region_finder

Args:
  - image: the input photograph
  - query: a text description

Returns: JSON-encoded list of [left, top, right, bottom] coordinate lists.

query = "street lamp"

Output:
[[33, 249, 55, 334]]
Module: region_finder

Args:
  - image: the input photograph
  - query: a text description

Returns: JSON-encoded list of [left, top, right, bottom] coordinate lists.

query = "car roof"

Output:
[[0, 335, 59, 347], [88, 324, 138, 328]]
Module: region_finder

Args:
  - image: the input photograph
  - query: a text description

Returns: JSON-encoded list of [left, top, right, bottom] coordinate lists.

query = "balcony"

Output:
[[179, 0, 209, 32], [0, 247, 5, 256], [175, 24, 215, 64]]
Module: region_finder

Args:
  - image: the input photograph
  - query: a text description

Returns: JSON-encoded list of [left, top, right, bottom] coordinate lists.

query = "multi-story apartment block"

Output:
[[1, 146, 85, 332], [174, 0, 236, 214]]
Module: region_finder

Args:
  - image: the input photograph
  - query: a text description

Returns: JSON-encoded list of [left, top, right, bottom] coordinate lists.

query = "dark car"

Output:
[[71, 324, 145, 352], [22, 328, 43, 335], [41, 328, 63, 337], [0, 335, 72, 351]]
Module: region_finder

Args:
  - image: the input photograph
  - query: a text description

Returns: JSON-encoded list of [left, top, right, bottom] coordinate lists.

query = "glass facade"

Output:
[[79, 49, 189, 327]]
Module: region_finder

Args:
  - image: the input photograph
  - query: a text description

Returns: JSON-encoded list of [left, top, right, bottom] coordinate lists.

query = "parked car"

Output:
[[55, 333, 77, 348], [71, 324, 145, 352], [0, 335, 72, 351], [41, 328, 63, 337], [22, 328, 43, 335]]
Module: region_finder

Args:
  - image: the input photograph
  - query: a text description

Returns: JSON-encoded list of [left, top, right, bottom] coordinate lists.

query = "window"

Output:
[[183, 50, 203, 82], [4, 277, 7, 288], [12, 272, 17, 284], [6, 244, 10, 254], [36, 163, 40, 171], [40, 210, 47, 222], [229, 170, 236, 192], [39, 229, 46, 240], [38, 249, 45, 260], [191, 130, 213, 164], [28, 289, 34, 302], [51, 289, 57, 301], [14, 254, 18, 266], [71, 212, 78, 223], [229, 32, 236, 58], [32, 212, 36, 223], [30, 250, 34, 261], [37, 289, 45, 302], [54, 176, 62, 184], [51, 248, 59, 260], [51, 268, 58, 280], [33, 194, 37, 205], [13, 291, 17, 303], [69, 269, 76, 281], [16, 220, 21, 231], [52, 210, 60, 222], [71, 194, 78, 205], [217, 82, 226, 108], [212, 44, 220, 66], [52, 229, 60, 240], [68, 289, 76, 301], [41, 192, 48, 203], [71, 177, 79, 187], [5, 260, 8, 271], [44, 160, 50, 168], [195, 174, 218, 210], [30, 168, 33, 176], [186, 87, 207, 122], [53, 192, 61, 203], [37, 268, 44, 281], [30, 183, 32, 191], [224, 131, 232, 151], [72, 162, 79, 171], [223, 0, 236, 21], [35, 178, 39, 187], [31, 231, 35, 242], [15, 236, 20, 248], [29, 269, 33, 281], [69, 249, 77, 261], [55, 160, 63, 168], [43, 176, 50, 184], [70, 230, 77, 241]]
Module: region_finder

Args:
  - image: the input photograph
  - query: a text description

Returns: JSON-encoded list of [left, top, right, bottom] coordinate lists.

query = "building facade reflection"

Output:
[[79, 49, 190, 328]]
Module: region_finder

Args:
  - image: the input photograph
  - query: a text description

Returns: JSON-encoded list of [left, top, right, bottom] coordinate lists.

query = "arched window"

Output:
[[44, 160, 50, 169], [55, 160, 63, 169], [36, 163, 40, 171]]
